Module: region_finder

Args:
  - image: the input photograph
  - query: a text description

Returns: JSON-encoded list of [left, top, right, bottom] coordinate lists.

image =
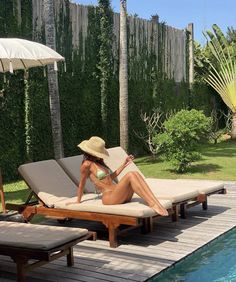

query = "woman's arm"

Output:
[[110, 155, 134, 180]]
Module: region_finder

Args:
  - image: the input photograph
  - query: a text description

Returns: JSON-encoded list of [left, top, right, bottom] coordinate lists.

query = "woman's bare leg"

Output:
[[132, 172, 168, 216], [102, 184, 134, 205], [102, 172, 168, 216], [133, 172, 166, 207], [126, 172, 168, 216]]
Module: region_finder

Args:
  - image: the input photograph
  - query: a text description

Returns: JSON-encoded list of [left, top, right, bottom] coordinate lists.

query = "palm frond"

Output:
[[212, 24, 228, 48], [204, 26, 236, 113]]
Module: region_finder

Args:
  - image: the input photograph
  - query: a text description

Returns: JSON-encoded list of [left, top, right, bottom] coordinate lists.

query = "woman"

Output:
[[72, 136, 168, 217]]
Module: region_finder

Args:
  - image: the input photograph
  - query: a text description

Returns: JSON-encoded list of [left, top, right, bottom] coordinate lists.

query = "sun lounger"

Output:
[[6, 160, 172, 248], [0, 221, 92, 282]]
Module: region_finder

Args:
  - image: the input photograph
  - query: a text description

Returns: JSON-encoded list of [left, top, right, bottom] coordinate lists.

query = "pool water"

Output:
[[149, 228, 236, 282]]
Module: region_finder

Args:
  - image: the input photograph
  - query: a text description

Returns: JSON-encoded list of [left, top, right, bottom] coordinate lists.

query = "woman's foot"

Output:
[[151, 204, 169, 216]]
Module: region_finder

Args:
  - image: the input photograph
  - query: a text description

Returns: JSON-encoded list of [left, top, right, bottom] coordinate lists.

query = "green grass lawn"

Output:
[[135, 139, 236, 181], [1, 139, 236, 213], [0, 181, 29, 213], [2, 181, 29, 204], [0, 181, 44, 222]]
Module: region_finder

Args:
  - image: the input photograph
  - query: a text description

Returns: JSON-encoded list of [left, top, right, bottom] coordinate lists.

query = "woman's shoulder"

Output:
[[81, 159, 92, 170]]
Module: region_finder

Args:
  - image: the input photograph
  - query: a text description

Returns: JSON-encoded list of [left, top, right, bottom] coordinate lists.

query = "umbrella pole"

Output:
[[0, 168, 6, 213]]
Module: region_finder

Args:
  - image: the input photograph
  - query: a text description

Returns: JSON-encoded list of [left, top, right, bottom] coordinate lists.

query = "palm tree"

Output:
[[44, 0, 64, 158], [119, 0, 128, 151], [204, 24, 236, 138]]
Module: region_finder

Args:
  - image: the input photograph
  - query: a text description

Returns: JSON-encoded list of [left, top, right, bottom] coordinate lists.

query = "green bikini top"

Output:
[[96, 165, 112, 180]]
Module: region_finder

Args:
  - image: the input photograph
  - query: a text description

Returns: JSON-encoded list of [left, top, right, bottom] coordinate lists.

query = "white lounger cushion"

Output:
[[175, 179, 225, 194], [147, 178, 224, 195], [146, 178, 224, 195], [0, 221, 88, 250], [54, 194, 172, 217], [58, 155, 95, 193], [145, 178, 199, 202]]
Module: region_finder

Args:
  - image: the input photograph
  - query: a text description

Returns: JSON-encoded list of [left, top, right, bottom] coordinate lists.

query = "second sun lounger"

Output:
[[0, 221, 92, 282]]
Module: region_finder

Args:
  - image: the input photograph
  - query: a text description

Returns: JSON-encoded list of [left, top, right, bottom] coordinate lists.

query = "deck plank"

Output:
[[0, 183, 235, 281]]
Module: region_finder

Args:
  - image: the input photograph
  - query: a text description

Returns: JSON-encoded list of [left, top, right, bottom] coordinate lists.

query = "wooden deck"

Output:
[[0, 183, 236, 282]]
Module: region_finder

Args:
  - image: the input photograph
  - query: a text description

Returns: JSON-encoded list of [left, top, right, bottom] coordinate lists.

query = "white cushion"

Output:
[[54, 193, 172, 217], [146, 178, 199, 202], [175, 179, 225, 194]]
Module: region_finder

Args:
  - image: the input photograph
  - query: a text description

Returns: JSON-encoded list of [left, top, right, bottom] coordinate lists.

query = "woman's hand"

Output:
[[114, 155, 135, 177], [124, 155, 134, 167]]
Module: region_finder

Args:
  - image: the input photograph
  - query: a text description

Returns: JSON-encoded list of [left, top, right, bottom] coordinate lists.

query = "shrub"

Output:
[[153, 109, 212, 173]]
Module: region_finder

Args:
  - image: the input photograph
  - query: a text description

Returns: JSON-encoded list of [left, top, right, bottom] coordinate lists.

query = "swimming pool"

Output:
[[149, 227, 236, 282]]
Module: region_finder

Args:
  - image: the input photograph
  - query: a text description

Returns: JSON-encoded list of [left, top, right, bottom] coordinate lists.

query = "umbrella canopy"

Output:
[[0, 38, 65, 73], [0, 38, 65, 213]]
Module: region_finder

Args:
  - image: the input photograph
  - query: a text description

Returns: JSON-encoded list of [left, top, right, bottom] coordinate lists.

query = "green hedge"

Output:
[[0, 0, 218, 181]]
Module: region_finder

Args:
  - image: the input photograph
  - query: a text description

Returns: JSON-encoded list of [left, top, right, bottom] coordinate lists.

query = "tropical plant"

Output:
[[204, 24, 236, 138], [153, 109, 211, 173], [208, 109, 232, 144], [119, 0, 128, 151], [134, 108, 164, 157], [226, 26, 236, 57], [194, 42, 211, 83]]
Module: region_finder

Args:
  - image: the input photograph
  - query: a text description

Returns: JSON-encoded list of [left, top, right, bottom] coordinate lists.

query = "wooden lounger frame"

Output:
[[7, 199, 162, 248], [6, 188, 223, 248], [179, 187, 227, 219], [0, 231, 94, 282]]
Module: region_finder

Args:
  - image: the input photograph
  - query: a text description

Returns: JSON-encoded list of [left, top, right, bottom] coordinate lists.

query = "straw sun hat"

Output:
[[77, 136, 109, 159]]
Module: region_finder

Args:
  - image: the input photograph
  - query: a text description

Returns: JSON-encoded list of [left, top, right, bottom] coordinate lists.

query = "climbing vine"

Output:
[[97, 0, 113, 140], [0, 0, 216, 181]]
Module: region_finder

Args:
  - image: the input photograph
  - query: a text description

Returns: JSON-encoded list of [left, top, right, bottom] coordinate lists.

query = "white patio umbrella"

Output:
[[0, 38, 64, 73], [0, 38, 64, 214]]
